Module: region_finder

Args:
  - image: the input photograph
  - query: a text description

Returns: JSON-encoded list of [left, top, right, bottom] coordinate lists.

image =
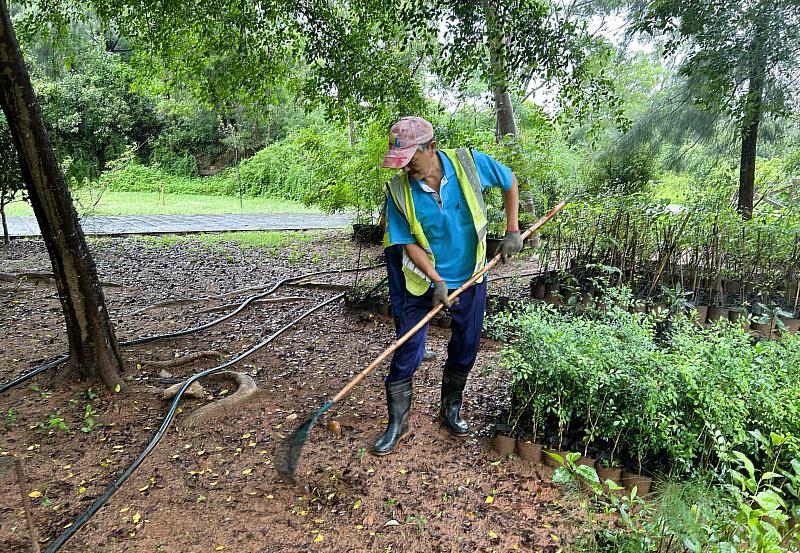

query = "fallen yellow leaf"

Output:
[[314, 534, 324, 543], [28, 491, 42, 498], [488, 530, 498, 539], [485, 495, 494, 504], [242, 468, 253, 475], [132, 512, 141, 524]]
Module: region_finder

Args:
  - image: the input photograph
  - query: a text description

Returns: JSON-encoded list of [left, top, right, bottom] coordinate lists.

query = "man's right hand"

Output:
[[432, 280, 458, 309]]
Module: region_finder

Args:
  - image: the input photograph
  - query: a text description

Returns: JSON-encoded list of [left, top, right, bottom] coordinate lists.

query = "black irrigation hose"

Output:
[[44, 292, 346, 553], [0, 264, 385, 395], [0, 354, 70, 395]]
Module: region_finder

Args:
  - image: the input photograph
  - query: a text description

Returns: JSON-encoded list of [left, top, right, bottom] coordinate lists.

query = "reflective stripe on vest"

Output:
[[387, 148, 488, 295], [381, 187, 392, 248]]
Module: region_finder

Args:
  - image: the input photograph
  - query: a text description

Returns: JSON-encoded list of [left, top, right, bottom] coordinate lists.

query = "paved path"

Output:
[[6, 213, 354, 237]]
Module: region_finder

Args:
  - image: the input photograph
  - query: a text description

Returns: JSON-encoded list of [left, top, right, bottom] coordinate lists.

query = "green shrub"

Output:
[[294, 122, 387, 219], [559, 432, 800, 552], [100, 161, 232, 196], [494, 294, 800, 477], [234, 140, 314, 201]]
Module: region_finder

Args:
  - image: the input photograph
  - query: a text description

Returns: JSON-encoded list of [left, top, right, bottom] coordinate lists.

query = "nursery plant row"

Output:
[[488, 288, 800, 483], [533, 194, 800, 322]]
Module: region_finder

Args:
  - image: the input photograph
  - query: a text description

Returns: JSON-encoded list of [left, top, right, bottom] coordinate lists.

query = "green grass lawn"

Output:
[[5, 190, 320, 217], [133, 230, 318, 249]]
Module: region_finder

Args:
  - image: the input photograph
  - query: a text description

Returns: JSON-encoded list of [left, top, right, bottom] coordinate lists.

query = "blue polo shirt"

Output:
[[386, 149, 513, 289]]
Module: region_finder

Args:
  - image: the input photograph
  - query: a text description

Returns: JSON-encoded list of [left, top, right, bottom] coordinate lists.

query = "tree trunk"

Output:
[[347, 111, 355, 147], [0, 0, 125, 390], [1, 202, 8, 244], [737, 50, 766, 220], [493, 86, 517, 141], [485, 0, 517, 142]]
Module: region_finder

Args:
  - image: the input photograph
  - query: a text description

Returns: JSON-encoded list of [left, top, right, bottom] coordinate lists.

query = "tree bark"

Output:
[[493, 86, 518, 141], [1, 201, 8, 244], [347, 110, 355, 147], [0, 0, 125, 390], [485, 0, 517, 142], [738, 50, 766, 220]]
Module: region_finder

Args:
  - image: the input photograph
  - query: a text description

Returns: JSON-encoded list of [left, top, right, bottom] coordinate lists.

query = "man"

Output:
[[373, 116, 522, 455]]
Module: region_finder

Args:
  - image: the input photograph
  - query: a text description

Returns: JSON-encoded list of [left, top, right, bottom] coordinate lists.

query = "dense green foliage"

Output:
[[0, 112, 25, 238], [492, 293, 800, 476], [558, 433, 800, 552], [5, 1, 797, 221]]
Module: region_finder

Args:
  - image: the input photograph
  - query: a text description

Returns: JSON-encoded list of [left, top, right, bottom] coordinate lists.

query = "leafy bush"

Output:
[[234, 139, 314, 201], [482, 110, 583, 220], [558, 432, 800, 552], [100, 160, 233, 196], [32, 47, 157, 183], [588, 142, 658, 196], [294, 122, 388, 219], [493, 293, 800, 476]]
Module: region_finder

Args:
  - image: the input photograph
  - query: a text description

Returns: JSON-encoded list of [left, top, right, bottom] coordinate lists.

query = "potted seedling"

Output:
[[485, 201, 507, 259], [728, 302, 752, 331], [493, 430, 517, 456], [530, 274, 547, 300], [559, 271, 580, 306], [596, 423, 625, 488], [544, 390, 574, 468], [753, 302, 792, 338], [510, 388, 544, 464]]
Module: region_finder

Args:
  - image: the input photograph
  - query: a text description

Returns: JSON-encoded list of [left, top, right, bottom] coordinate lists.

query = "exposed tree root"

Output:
[[141, 350, 222, 369], [179, 371, 261, 429]]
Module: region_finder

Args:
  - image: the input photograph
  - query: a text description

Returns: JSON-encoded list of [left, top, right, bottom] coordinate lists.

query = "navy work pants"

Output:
[[387, 278, 487, 382]]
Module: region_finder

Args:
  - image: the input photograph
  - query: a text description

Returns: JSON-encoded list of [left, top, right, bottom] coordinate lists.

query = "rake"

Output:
[[276, 199, 569, 481]]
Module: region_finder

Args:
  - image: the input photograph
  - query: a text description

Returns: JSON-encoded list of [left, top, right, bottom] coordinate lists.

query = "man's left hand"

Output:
[[499, 230, 523, 262]]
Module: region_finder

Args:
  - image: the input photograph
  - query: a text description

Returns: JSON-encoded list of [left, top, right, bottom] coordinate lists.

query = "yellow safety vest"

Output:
[[386, 148, 488, 295]]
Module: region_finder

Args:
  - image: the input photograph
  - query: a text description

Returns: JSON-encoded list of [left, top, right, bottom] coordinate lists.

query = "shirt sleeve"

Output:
[[471, 149, 513, 192], [386, 190, 415, 245]]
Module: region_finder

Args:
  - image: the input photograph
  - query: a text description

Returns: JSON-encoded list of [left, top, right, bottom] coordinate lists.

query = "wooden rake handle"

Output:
[[331, 199, 568, 403]]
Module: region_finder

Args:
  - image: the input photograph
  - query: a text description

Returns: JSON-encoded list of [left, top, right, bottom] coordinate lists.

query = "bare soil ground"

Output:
[[1, 231, 577, 553]]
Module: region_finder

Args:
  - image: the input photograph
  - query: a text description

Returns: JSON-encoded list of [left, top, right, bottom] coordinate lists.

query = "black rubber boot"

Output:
[[440, 368, 469, 437], [372, 378, 413, 456]]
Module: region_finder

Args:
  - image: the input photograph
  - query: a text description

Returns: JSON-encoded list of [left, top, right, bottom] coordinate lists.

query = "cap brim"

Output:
[[382, 146, 417, 169]]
